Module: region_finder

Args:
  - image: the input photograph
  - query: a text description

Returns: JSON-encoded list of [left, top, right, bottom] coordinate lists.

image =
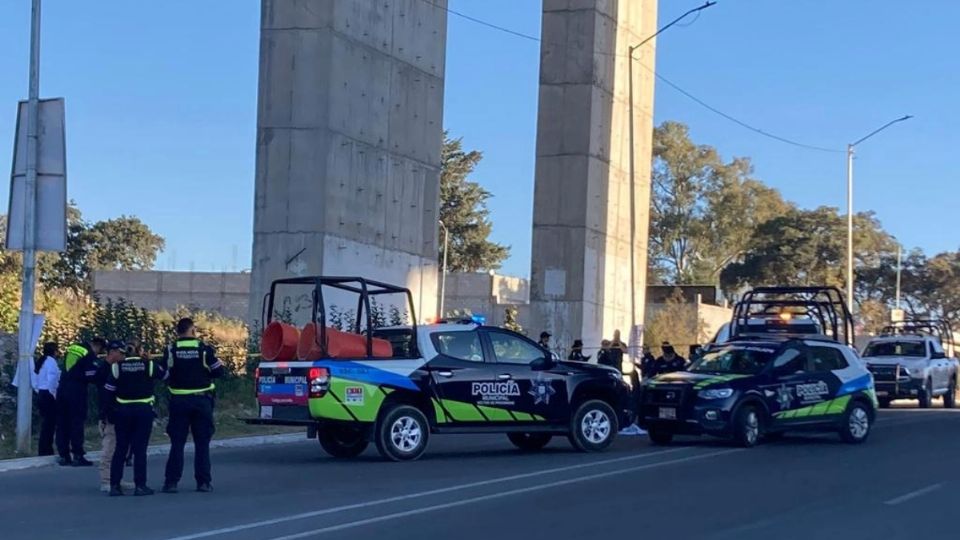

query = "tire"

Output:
[[317, 425, 369, 458], [944, 378, 957, 409], [840, 401, 872, 444], [877, 398, 892, 409], [374, 405, 430, 462], [507, 432, 552, 452], [918, 379, 932, 409], [732, 405, 761, 448], [568, 400, 618, 452], [647, 427, 674, 446]]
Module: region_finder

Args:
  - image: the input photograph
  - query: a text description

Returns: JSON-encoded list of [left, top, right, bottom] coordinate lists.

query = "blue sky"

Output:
[[1, 1, 956, 278]]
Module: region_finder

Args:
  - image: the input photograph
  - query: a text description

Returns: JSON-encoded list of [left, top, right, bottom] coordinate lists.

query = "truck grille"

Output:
[[645, 386, 687, 405], [867, 365, 899, 383]]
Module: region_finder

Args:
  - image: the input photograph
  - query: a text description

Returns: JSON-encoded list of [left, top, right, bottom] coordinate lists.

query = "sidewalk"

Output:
[[0, 432, 307, 473]]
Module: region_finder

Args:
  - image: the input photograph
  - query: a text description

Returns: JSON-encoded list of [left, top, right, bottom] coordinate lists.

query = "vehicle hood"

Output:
[[645, 371, 753, 389], [555, 361, 621, 376]]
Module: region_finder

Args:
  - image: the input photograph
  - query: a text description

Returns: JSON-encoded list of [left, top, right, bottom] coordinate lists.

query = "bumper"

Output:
[[874, 377, 924, 400], [636, 390, 736, 436]]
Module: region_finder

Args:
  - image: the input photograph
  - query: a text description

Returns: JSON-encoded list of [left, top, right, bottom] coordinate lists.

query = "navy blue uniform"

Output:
[[162, 338, 223, 489], [104, 357, 163, 488], [56, 343, 99, 461]]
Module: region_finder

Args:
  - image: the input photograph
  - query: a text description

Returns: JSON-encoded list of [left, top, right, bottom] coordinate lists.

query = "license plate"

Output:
[[260, 406, 273, 419], [658, 407, 677, 420], [876, 391, 888, 397]]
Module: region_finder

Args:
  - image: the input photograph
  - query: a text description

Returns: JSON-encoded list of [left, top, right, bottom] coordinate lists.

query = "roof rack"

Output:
[[880, 319, 955, 355], [730, 286, 854, 346]]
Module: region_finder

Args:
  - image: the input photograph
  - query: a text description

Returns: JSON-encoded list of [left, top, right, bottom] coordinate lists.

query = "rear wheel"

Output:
[[569, 400, 618, 452], [647, 427, 674, 446], [507, 433, 552, 452], [840, 401, 872, 444], [732, 405, 761, 448], [317, 425, 368, 458], [944, 378, 957, 409], [918, 379, 933, 409], [375, 405, 430, 462]]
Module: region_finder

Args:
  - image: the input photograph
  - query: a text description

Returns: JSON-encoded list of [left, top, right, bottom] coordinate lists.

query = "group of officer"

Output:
[[59, 317, 224, 496]]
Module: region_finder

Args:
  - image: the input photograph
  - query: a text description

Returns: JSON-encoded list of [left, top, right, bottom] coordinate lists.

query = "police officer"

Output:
[[655, 342, 687, 374], [103, 341, 163, 496], [162, 318, 224, 494], [56, 337, 106, 466]]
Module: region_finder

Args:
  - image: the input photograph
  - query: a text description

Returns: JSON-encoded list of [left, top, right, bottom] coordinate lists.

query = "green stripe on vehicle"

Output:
[[432, 399, 449, 424], [827, 395, 851, 415], [477, 405, 513, 421], [442, 399, 485, 422]]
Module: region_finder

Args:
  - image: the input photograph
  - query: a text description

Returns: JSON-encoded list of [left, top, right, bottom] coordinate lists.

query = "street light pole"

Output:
[[438, 220, 448, 320], [16, 0, 43, 455], [845, 114, 912, 314], [627, 1, 715, 354]]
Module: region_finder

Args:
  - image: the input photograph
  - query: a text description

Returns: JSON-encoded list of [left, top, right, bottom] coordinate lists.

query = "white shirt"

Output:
[[33, 356, 61, 398]]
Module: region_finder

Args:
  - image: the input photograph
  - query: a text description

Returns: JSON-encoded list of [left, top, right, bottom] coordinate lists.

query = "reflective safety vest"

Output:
[[167, 339, 215, 395], [111, 357, 156, 405], [64, 344, 90, 373]]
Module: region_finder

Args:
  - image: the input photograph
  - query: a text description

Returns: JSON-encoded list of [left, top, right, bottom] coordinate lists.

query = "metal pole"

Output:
[[846, 144, 854, 313], [895, 245, 902, 310], [438, 220, 448, 320], [16, 0, 42, 455], [627, 45, 637, 352]]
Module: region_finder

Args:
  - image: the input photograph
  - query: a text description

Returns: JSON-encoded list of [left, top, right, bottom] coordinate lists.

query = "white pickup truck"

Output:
[[862, 330, 958, 408]]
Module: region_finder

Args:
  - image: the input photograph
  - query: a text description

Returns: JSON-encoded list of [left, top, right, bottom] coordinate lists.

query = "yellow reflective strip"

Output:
[[169, 384, 215, 395], [111, 364, 119, 378], [177, 340, 200, 347], [116, 397, 155, 405]]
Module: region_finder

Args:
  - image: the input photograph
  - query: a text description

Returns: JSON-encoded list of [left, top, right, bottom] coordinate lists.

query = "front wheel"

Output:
[[732, 405, 761, 448], [317, 425, 369, 458], [569, 400, 618, 452], [944, 378, 957, 409], [840, 401, 872, 444], [375, 405, 430, 461], [507, 432, 552, 452], [918, 379, 933, 409]]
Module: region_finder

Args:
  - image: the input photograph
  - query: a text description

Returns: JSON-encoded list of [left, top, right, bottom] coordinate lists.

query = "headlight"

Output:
[[698, 388, 734, 400]]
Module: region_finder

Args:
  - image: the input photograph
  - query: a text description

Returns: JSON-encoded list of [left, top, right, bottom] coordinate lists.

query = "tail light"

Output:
[[309, 367, 330, 398]]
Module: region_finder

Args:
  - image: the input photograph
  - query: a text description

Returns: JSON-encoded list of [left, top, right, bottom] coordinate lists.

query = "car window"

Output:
[[688, 345, 776, 374], [487, 331, 544, 365], [930, 340, 945, 356], [809, 346, 848, 372], [863, 341, 926, 357], [772, 348, 804, 373], [431, 331, 484, 362]]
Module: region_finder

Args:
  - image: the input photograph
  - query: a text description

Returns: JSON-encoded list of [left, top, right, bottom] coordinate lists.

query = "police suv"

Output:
[[638, 287, 877, 447], [862, 319, 959, 408], [247, 277, 632, 461]]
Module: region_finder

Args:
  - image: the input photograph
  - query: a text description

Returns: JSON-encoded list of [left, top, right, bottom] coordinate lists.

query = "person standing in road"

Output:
[[567, 339, 590, 362], [96, 341, 137, 492], [56, 337, 106, 466], [537, 331, 552, 351], [103, 341, 163, 496], [34, 342, 61, 456], [655, 342, 687, 374], [162, 318, 224, 494], [639, 346, 657, 379]]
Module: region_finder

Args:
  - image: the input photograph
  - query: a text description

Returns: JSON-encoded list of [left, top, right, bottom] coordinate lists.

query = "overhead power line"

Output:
[[415, 0, 842, 154]]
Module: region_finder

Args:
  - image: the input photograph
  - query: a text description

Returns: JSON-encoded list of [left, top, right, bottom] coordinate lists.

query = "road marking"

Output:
[[265, 448, 742, 540], [164, 447, 693, 540], [884, 483, 943, 506]]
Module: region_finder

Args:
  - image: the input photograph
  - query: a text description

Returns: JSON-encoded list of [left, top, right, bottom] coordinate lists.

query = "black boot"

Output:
[[161, 482, 178, 494], [57, 456, 72, 467], [109, 485, 124, 497], [196, 483, 214, 493], [72, 456, 94, 467], [134, 486, 155, 496]]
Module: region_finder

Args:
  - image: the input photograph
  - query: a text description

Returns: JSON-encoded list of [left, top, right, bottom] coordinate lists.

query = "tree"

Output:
[[720, 207, 897, 305], [439, 134, 509, 272], [649, 121, 789, 284], [643, 288, 705, 354], [503, 306, 523, 334]]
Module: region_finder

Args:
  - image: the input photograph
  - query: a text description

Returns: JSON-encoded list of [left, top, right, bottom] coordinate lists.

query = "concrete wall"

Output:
[[529, 0, 658, 353], [441, 272, 531, 327], [93, 271, 250, 320], [250, 0, 448, 325]]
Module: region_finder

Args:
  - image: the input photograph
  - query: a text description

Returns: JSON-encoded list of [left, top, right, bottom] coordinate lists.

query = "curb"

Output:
[[0, 432, 307, 474]]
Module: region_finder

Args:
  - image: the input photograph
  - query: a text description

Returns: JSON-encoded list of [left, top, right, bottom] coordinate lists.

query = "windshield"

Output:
[[863, 341, 926, 358], [688, 345, 776, 375]]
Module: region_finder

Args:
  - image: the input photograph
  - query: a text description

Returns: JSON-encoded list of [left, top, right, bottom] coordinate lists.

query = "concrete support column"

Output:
[[250, 0, 448, 325], [529, 0, 657, 353]]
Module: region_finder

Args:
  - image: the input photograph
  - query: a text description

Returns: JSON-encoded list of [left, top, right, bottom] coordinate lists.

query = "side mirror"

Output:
[[531, 356, 552, 371]]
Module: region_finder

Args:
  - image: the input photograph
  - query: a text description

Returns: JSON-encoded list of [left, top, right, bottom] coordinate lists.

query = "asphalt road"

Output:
[[2, 407, 958, 540]]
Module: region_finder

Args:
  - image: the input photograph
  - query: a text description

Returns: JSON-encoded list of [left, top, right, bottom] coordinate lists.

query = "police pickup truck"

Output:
[[862, 319, 958, 408], [247, 277, 631, 461], [638, 287, 877, 447]]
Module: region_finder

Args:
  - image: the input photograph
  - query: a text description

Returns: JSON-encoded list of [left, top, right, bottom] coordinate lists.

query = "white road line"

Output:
[[163, 447, 692, 540], [266, 448, 742, 540], [884, 483, 943, 506]]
